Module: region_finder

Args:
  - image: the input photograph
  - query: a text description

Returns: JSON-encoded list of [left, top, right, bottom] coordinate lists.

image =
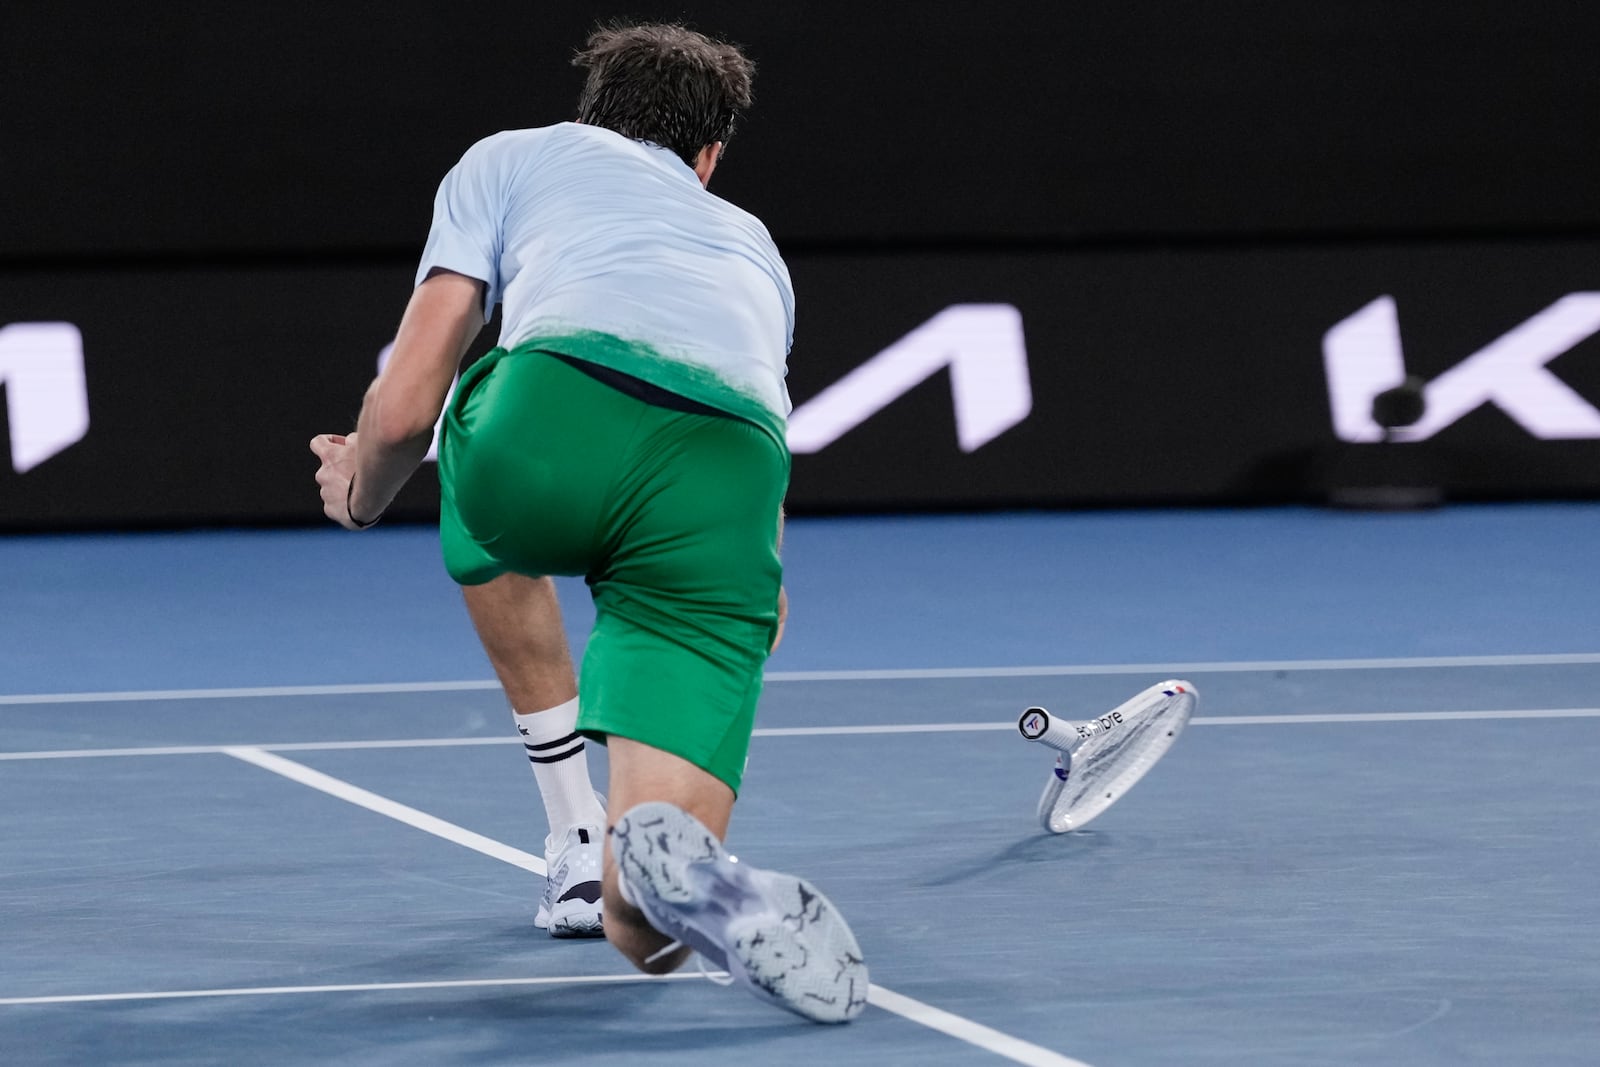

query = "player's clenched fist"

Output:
[[309, 432, 368, 531]]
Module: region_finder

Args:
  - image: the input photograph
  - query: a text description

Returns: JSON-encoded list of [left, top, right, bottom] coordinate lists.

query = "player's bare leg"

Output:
[[461, 573, 577, 710], [600, 736, 733, 972], [463, 573, 607, 936]]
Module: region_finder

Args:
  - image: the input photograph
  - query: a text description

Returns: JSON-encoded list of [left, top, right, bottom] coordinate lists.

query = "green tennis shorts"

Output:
[[438, 342, 789, 794]]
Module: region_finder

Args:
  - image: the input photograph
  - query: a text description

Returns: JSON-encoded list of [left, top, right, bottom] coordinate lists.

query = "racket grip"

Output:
[[1017, 706, 1080, 751]]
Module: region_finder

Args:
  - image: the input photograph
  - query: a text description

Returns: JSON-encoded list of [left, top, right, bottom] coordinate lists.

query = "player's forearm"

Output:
[[346, 271, 486, 523], [348, 387, 435, 522]]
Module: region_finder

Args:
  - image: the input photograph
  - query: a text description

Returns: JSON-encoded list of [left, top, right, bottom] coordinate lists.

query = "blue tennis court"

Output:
[[3, 505, 1598, 1065]]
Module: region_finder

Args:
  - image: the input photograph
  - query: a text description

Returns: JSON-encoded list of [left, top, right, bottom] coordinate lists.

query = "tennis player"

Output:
[[310, 21, 866, 1022]]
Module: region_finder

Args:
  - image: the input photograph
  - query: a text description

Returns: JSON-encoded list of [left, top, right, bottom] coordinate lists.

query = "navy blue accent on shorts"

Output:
[[547, 352, 734, 419]]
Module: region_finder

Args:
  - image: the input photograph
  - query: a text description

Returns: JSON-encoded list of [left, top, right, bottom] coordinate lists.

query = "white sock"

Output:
[[512, 698, 606, 843]]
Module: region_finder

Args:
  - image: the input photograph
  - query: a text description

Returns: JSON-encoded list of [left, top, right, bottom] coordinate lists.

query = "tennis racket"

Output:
[[1018, 680, 1196, 834]]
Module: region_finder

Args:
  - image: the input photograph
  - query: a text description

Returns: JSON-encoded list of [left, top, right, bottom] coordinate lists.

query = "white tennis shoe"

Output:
[[536, 824, 605, 938], [1020, 679, 1197, 833], [611, 801, 869, 1023]]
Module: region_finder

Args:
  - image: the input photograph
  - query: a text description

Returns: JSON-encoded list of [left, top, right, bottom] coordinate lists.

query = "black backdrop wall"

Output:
[[3, 2, 1599, 528]]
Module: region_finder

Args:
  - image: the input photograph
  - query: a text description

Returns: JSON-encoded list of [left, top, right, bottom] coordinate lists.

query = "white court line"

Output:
[[0, 972, 712, 1006], [216, 746, 1082, 1065], [0, 744, 235, 761], [5, 650, 1600, 706], [1194, 709, 1600, 725], [0, 680, 503, 706], [0, 739, 506, 761], [765, 652, 1600, 681], [757, 722, 1013, 736], [868, 985, 1092, 1067], [221, 746, 546, 877], [0, 974, 1082, 1067], [758, 710, 1600, 735], [4, 708, 1600, 763]]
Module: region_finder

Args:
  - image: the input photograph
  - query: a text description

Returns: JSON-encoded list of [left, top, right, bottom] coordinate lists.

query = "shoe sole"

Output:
[[539, 820, 607, 939], [536, 902, 604, 938], [613, 802, 869, 1023]]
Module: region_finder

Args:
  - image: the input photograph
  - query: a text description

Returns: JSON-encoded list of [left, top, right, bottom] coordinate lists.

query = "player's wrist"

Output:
[[346, 477, 383, 529]]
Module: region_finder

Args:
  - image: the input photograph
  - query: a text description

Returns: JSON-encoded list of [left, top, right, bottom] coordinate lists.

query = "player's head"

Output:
[[573, 22, 755, 174]]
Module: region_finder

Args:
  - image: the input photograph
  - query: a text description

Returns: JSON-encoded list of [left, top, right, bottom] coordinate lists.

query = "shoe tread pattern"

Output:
[[614, 802, 868, 1023]]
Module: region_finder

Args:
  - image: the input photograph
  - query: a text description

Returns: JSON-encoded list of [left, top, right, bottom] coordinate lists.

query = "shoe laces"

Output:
[[642, 939, 681, 967], [641, 941, 733, 986], [698, 956, 735, 987]]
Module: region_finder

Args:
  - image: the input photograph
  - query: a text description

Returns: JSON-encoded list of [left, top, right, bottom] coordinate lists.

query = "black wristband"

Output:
[[346, 477, 381, 529]]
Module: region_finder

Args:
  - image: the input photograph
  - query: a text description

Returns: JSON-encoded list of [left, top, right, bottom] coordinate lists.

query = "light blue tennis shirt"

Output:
[[416, 122, 795, 436]]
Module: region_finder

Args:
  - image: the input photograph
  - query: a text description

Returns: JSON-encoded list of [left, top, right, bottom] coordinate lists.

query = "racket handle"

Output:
[[1017, 706, 1081, 751]]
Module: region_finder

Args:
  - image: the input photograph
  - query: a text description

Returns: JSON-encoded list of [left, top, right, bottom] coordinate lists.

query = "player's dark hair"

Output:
[[573, 22, 755, 168]]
